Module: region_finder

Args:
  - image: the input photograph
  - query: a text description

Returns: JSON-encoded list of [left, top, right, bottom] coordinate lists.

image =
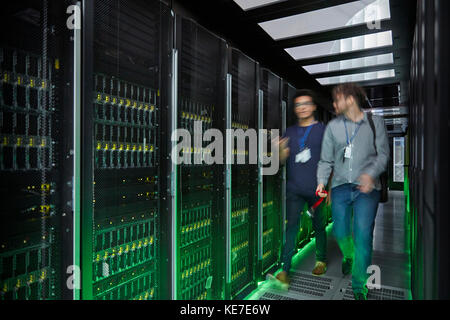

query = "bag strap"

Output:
[[367, 112, 378, 156]]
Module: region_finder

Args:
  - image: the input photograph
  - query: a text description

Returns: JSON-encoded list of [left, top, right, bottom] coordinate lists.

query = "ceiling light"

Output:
[[285, 30, 393, 61], [259, 0, 391, 40], [303, 53, 394, 74], [233, 0, 287, 11], [316, 69, 395, 85]]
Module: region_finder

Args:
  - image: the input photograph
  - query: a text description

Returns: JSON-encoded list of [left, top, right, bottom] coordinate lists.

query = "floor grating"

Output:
[[339, 281, 409, 300], [257, 271, 343, 300], [257, 273, 410, 300], [259, 292, 298, 300]]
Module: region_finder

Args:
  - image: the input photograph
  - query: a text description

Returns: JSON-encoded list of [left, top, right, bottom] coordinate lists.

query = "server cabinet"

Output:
[[284, 82, 297, 127], [81, 0, 172, 300], [225, 48, 259, 299], [173, 16, 227, 300], [409, 0, 450, 299], [0, 0, 75, 300], [281, 81, 291, 251], [258, 69, 284, 276]]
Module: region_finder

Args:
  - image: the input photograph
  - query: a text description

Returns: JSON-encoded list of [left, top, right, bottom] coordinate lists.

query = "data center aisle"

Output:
[[246, 191, 412, 300]]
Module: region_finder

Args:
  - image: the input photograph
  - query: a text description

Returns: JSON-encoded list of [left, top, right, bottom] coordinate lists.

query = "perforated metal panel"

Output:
[[257, 271, 342, 300], [340, 281, 409, 300], [288, 271, 335, 298], [83, 0, 173, 300], [256, 273, 410, 300], [0, 0, 74, 300], [260, 292, 297, 300]]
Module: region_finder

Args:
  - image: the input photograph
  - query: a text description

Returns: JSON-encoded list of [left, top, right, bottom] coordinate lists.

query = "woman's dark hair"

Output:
[[332, 83, 367, 108]]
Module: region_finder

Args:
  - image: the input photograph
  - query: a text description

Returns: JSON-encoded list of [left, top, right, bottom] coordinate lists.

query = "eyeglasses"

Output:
[[295, 102, 315, 107]]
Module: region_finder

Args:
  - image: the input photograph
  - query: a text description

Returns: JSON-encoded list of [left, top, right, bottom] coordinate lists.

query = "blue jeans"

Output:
[[281, 192, 328, 273], [331, 184, 380, 294]]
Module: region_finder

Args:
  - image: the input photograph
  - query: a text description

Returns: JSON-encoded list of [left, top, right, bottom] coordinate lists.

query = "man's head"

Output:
[[332, 83, 367, 114], [293, 89, 317, 121]]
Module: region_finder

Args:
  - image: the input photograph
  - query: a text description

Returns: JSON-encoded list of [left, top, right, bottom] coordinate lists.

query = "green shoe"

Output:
[[342, 258, 353, 275], [354, 292, 368, 300], [267, 271, 290, 291]]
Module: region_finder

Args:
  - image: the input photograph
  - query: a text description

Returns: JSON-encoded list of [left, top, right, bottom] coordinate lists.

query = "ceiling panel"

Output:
[[285, 30, 393, 60], [303, 52, 394, 74], [233, 0, 287, 11], [174, 0, 415, 93], [259, 0, 390, 40], [316, 68, 395, 85]]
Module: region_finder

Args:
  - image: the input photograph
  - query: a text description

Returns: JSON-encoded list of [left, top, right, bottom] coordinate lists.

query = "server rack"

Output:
[[225, 48, 259, 299], [0, 0, 75, 300], [81, 0, 172, 300], [280, 81, 292, 253], [258, 69, 284, 276], [173, 16, 227, 300], [409, 0, 450, 299], [284, 82, 297, 127]]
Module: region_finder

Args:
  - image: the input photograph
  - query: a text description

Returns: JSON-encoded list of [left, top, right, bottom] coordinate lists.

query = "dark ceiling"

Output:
[[170, 0, 417, 111]]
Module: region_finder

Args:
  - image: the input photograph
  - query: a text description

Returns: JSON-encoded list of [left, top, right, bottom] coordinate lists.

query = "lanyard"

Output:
[[344, 119, 362, 146], [306, 190, 328, 218], [298, 124, 314, 150]]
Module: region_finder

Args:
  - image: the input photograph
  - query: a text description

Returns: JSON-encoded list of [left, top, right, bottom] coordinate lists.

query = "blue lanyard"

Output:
[[298, 124, 314, 150], [344, 119, 362, 146]]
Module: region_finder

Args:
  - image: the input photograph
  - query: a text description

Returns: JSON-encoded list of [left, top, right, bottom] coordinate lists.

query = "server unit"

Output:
[[225, 48, 259, 299], [173, 16, 227, 300], [258, 69, 284, 276], [81, 0, 172, 300], [0, 0, 74, 300]]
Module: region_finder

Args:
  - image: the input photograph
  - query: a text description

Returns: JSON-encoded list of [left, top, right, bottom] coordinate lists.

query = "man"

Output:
[[276, 89, 328, 287], [316, 83, 389, 300]]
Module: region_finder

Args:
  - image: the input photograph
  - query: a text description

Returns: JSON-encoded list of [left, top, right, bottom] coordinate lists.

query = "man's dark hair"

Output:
[[332, 83, 367, 108], [294, 89, 318, 106], [290, 89, 319, 125]]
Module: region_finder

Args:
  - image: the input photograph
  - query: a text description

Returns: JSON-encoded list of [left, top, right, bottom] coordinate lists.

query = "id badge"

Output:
[[295, 148, 311, 163], [344, 145, 352, 159]]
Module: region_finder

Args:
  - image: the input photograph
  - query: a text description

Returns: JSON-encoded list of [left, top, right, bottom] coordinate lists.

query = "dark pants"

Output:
[[281, 192, 328, 273], [331, 184, 380, 294]]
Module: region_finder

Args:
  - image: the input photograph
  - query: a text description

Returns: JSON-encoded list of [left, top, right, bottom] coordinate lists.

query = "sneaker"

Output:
[[342, 258, 353, 275], [275, 271, 290, 285], [354, 292, 368, 300], [312, 261, 327, 276]]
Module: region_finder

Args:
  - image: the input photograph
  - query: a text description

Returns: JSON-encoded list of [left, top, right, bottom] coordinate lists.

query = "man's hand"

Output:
[[274, 137, 290, 164], [358, 174, 375, 194], [316, 184, 328, 198]]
